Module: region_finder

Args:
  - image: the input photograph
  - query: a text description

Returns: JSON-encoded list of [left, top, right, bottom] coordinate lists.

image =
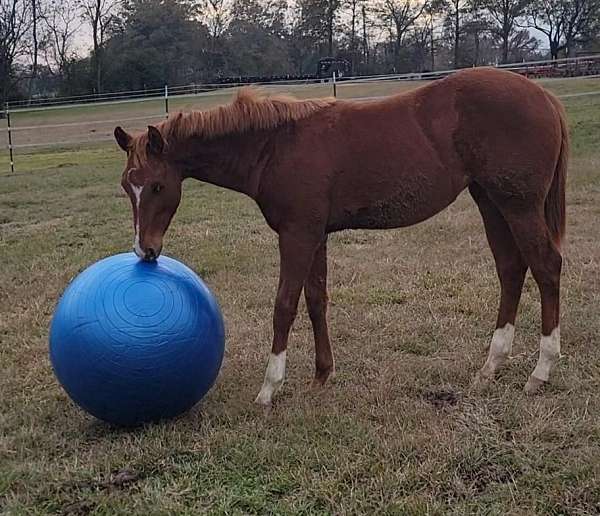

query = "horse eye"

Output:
[[152, 183, 163, 193]]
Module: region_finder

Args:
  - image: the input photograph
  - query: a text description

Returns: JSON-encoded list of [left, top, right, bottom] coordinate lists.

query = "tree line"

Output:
[[1, 0, 599, 102]]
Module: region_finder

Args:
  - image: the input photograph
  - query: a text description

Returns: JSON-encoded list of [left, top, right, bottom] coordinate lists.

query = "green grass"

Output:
[[1, 80, 600, 515]]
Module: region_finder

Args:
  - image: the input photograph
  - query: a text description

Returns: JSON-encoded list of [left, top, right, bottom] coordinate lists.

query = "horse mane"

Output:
[[159, 88, 335, 143]]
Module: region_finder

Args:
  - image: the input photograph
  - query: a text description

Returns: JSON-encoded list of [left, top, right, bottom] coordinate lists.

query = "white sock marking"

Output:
[[480, 323, 515, 378], [255, 351, 286, 405], [531, 326, 561, 382]]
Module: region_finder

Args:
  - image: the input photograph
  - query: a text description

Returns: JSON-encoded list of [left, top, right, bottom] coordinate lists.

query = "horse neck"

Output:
[[172, 130, 273, 199]]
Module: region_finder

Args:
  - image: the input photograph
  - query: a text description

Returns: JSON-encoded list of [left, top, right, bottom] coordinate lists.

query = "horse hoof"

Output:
[[524, 376, 545, 395], [254, 391, 273, 406], [470, 371, 493, 391], [312, 367, 335, 388], [311, 377, 328, 389], [254, 397, 274, 417]]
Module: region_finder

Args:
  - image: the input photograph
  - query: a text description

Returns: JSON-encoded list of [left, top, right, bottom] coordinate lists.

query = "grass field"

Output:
[[1, 78, 600, 515]]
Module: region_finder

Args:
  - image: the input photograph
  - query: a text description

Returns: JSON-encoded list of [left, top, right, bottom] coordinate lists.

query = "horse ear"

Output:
[[114, 126, 131, 152], [147, 125, 164, 155]]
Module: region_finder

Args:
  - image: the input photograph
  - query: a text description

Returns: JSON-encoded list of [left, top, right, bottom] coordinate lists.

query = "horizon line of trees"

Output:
[[1, 0, 599, 103]]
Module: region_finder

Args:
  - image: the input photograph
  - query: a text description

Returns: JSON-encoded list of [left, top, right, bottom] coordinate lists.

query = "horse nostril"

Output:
[[145, 247, 157, 261]]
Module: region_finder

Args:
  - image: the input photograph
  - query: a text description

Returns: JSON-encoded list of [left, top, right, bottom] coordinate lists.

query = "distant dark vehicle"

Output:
[[317, 58, 351, 79], [0, 111, 5, 120]]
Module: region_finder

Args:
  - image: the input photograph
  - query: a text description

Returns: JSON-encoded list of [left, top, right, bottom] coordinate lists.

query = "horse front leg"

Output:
[[254, 232, 321, 406]]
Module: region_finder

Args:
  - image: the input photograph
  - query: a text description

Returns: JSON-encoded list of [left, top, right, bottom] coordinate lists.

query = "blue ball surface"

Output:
[[49, 253, 225, 426]]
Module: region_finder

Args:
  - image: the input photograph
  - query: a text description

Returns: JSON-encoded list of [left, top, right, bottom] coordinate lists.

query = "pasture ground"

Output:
[[1, 78, 600, 515]]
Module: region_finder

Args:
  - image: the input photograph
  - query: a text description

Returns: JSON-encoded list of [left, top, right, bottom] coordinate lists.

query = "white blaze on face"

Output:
[[127, 169, 145, 258], [479, 323, 515, 379], [255, 351, 286, 405]]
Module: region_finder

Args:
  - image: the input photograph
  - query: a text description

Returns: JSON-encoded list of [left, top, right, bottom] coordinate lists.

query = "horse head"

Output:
[[115, 125, 182, 261]]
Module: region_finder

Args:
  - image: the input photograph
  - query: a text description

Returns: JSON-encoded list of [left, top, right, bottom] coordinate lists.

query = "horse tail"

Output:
[[545, 92, 569, 250]]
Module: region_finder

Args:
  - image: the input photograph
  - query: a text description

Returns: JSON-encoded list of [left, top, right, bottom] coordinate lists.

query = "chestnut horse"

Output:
[[114, 67, 568, 405]]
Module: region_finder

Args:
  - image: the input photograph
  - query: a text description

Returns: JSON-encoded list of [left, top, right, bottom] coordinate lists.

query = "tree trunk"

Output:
[[96, 48, 102, 93], [350, 0, 356, 73], [362, 5, 369, 66], [454, 1, 460, 68], [92, 2, 102, 93], [566, 36, 576, 57], [429, 14, 434, 70], [550, 39, 558, 60], [1, 59, 10, 105], [501, 28, 509, 63], [501, 9, 509, 64], [327, 16, 334, 55], [394, 25, 401, 72], [28, 0, 38, 103]]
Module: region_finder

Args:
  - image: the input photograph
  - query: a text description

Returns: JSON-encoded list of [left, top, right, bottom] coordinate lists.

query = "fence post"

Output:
[[5, 103, 14, 174], [164, 85, 169, 119], [332, 71, 337, 98]]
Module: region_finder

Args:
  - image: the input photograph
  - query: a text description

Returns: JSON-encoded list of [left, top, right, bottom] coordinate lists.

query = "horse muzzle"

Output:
[[134, 240, 162, 261], [142, 247, 160, 261]]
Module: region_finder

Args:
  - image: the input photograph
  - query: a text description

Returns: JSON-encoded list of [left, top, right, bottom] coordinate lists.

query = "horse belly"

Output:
[[328, 170, 464, 232]]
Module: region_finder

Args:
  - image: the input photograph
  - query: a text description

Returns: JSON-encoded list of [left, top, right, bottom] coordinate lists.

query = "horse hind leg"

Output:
[[470, 184, 528, 385], [490, 196, 563, 394]]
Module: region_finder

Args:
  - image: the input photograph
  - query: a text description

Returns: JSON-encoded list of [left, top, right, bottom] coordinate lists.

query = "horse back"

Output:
[[260, 68, 563, 234]]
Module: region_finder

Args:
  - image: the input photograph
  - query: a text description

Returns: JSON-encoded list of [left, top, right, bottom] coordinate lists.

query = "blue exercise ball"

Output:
[[49, 252, 225, 426]]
